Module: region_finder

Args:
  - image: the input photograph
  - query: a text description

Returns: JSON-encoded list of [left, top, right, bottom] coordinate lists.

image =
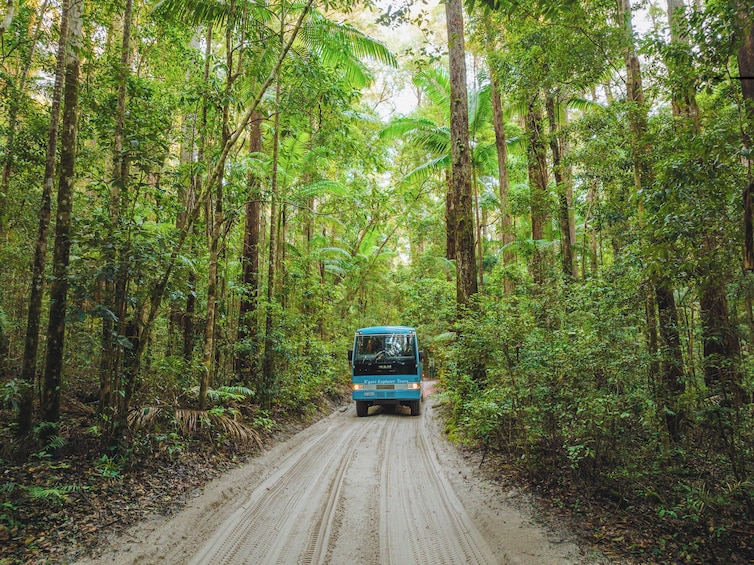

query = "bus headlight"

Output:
[[353, 384, 362, 391], [409, 382, 420, 390]]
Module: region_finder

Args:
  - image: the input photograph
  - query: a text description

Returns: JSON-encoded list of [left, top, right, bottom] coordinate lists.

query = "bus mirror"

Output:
[[348, 350, 353, 362], [419, 350, 424, 361]]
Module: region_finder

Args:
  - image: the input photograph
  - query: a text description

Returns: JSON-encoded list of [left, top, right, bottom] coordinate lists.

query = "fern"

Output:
[[25, 484, 80, 504]]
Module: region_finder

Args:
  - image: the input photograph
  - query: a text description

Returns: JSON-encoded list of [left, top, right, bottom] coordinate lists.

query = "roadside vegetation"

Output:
[[1, 0, 753, 563]]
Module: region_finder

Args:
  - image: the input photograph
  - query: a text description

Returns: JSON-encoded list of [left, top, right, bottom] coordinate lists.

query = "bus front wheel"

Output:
[[356, 401, 369, 417]]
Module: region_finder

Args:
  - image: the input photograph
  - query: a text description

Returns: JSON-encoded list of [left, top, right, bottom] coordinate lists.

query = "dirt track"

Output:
[[74, 388, 598, 564]]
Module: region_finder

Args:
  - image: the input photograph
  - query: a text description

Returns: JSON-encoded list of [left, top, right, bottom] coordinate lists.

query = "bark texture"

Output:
[[42, 0, 83, 426], [18, 0, 69, 433], [445, 0, 477, 305]]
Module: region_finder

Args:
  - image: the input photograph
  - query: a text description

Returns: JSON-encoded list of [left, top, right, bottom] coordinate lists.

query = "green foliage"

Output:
[[251, 410, 276, 433], [24, 484, 81, 504], [95, 455, 122, 478], [1, 380, 24, 413], [204, 386, 254, 404]]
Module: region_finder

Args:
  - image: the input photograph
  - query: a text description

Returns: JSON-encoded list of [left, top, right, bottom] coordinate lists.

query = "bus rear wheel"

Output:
[[356, 401, 369, 417], [409, 400, 421, 416]]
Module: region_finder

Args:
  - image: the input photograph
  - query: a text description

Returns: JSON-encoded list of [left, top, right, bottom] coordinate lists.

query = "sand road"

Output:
[[74, 390, 595, 564]]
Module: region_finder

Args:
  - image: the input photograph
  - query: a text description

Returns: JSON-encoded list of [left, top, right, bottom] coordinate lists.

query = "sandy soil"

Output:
[[72, 384, 606, 564]]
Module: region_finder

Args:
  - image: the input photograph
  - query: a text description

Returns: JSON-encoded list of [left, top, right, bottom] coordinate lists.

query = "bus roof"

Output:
[[356, 325, 415, 335]]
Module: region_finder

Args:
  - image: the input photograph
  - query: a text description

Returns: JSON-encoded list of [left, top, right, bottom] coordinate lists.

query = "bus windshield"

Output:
[[354, 333, 416, 362]]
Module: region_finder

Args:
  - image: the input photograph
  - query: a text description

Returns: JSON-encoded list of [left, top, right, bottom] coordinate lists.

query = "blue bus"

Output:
[[348, 326, 423, 417]]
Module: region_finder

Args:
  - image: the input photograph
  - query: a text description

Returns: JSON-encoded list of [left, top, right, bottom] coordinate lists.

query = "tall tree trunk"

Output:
[[620, 0, 685, 439], [42, 0, 83, 427], [736, 8, 754, 270], [655, 280, 685, 440], [113, 0, 133, 355], [178, 40, 199, 363], [665, 0, 743, 405], [490, 71, 515, 294], [584, 179, 599, 277], [619, 0, 649, 195], [261, 82, 282, 410], [445, 0, 477, 306], [526, 99, 549, 285], [100, 0, 133, 430], [445, 169, 456, 261], [546, 94, 575, 279], [473, 168, 484, 290], [666, 0, 700, 124], [700, 283, 743, 406], [18, 0, 68, 434], [200, 4, 237, 408], [238, 114, 263, 387], [194, 24, 213, 409], [200, 217, 220, 409]]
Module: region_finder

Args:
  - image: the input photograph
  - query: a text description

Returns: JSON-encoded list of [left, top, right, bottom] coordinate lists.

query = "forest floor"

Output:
[[0, 386, 749, 564]]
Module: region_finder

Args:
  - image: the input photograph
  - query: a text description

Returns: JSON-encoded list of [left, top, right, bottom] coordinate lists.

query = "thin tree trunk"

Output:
[[473, 168, 484, 290], [178, 39, 200, 363], [546, 94, 575, 279], [620, 0, 686, 438], [490, 71, 515, 294], [200, 221, 220, 409], [584, 179, 599, 277], [736, 7, 754, 269], [700, 283, 743, 406], [201, 3, 238, 408], [261, 82, 282, 410], [445, 169, 456, 261], [100, 0, 133, 429], [526, 99, 549, 285], [238, 114, 263, 386], [42, 0, 83, 427], [18, 0, 69, 434], [655, 280, 685, 440], [445, 0, 477, 306], [665, 0, 744, 406], [0, 0, 15, 33]]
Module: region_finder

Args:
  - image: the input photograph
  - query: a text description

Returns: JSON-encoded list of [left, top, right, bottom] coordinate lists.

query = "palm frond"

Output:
[[409, 128, 452, 155], [414, 67, 451, 109], [294, 179, 349, 199], [401, 156, 450, 186], [506, 99, 530, 119], [469, 82, 492, 134], [174, 408, 263, 447], [316, 246, 354, 260], [152, 0, 231, 24], [297, 11, 396, 88], [205, 385, 254, 403], [566, 96, 604, 113], [472, 142, 499, 175], [506, 135, 527, 155], [323, 262, 349, 277], [153, 0, 274, 28], [379, 116, 442, 140], [128, 406, 163, 430]]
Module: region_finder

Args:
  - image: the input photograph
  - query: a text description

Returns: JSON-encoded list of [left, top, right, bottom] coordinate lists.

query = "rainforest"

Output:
[[1, 0, 753, 563]]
